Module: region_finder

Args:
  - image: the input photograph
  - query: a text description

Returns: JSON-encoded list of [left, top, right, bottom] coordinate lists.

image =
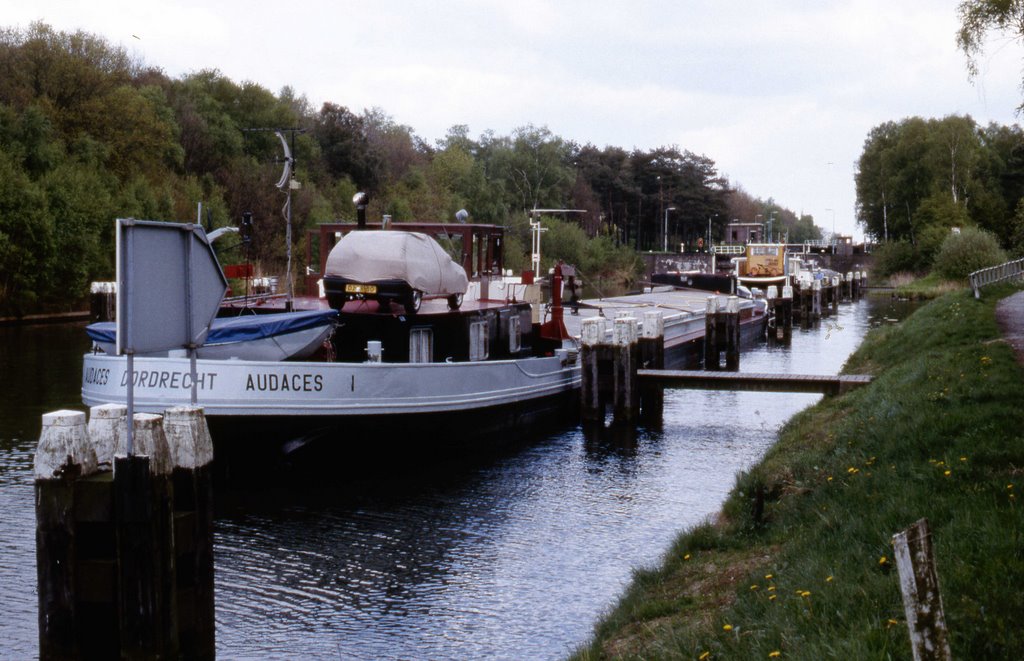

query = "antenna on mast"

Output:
[[243, 127, 306, 311]]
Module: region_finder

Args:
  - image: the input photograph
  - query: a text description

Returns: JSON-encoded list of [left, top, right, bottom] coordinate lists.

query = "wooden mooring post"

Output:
[[638, 311, 665, 418], [89, 282, 117, 322], [766, 286, 793, 344], [851, 270, 862, 301], [35, 407, 215, 660], [582, 314, 660, 424], [704, 296, 740, 370]]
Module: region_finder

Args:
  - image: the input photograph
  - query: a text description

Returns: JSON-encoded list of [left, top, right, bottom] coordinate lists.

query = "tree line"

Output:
[[0, 23, 815, 316], [855, 114, 1024, 273]]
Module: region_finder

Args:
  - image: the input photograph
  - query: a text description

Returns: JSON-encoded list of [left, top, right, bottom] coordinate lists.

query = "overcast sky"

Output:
[[8, 0, 1024, 239]]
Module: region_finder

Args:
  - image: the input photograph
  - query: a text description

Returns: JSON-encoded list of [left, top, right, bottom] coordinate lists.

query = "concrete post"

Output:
[[639, 311, 665, 418]]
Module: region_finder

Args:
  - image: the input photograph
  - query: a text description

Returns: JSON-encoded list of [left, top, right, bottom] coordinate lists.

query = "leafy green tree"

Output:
[[958, 1, 1024, 110]]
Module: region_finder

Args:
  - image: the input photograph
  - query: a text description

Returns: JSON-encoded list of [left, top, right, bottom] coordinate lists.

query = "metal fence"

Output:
[[968, 258, 1024, 299]]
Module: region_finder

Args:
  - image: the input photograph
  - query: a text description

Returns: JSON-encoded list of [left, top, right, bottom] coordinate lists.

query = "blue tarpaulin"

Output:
[[87, 309, 338, 347]]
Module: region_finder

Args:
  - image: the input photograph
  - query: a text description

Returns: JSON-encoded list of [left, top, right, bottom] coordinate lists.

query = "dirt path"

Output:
[[996, 290, 1024, 366]]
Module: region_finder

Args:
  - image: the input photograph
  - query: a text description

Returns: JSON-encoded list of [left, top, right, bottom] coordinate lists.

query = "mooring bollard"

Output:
[[612, 316, 639, 423], [35, 410, 95, 660], [780, 285, 793, 342], [164, 406, 216, 660], [845, 272, 854, 301], [811, 278, 822, 322], [115, 413, 178, 660], [724, 296, 740, 370], [639, 311, 665, 418], [831, 275, 840, 314], [704, 296, 720, 369], [36, 409, 216, 660], [580, 317, 608, 422], [88, 403, 126, 470], [852, 271, 861, 301]]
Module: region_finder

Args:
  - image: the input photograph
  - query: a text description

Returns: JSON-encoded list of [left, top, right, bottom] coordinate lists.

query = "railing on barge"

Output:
[[969, 258, 1024, 299]]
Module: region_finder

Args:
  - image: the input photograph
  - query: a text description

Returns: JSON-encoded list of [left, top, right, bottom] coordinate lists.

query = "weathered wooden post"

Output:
[[639, 310, 665, 418], [164, 406, 216, 660], [724, 295, 740, 371], [88, 403, 125, 470], [780, 285, 793, 342], [35, 410, 97, 660], [831, 275, 840, 314], [114, 413, 177, 660], [860, 269, 868, 294], [845, 272, 854, 301], [612, 316, 639, 423], [89, 282, 117, 322], [892, 518, 952, 661], [811, 278, 822, 323], [852, 270, 861, 301], [704, 296, 720, 369], [580, 317, 608, 423]]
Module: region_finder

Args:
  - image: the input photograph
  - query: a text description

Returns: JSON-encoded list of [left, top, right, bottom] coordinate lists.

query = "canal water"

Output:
[[0, 297, 915, 660]]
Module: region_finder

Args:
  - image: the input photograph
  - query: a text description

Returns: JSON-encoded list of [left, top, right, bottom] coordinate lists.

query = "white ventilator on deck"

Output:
[[163, 406, 214, 470], [641, 311, 664, 339], [613, 317, 638, 346], [35, 410, 97, 479], [366, 340, 383, 363], [88, 403, 126, 468], [115, 413, 172, 476]]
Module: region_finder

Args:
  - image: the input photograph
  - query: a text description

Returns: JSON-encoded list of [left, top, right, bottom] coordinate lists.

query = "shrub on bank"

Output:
[[932, 227, 1007, 280]]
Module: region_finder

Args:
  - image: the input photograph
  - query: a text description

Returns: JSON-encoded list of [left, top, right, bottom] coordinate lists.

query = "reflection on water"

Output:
[[0, 298, 917, 660]]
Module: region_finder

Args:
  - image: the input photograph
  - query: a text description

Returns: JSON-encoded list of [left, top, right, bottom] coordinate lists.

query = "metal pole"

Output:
[[185, 225, 198, 405], [124, 222, 135, 455]]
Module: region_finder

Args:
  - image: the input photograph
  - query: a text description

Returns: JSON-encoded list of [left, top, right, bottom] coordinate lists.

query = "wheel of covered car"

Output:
[[447, 293, 463, 310], [405, 290, 422, 314]]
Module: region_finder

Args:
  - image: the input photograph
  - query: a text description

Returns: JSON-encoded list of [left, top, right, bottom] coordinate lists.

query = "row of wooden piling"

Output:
[[792, 270, 868, 325], [581, 298, 749, 424], [35, 405, 215, 660]]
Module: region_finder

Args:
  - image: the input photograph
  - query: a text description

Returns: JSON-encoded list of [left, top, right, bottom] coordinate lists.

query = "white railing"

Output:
[[712, 244, 745, 255], [969, 258, 1024, 299]]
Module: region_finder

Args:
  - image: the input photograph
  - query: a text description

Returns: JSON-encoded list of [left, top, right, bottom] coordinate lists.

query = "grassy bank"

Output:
[[574, 284, 1024, 660]]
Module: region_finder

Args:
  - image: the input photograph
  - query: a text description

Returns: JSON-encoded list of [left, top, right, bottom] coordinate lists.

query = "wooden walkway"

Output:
[[637, 370, 873, 396]]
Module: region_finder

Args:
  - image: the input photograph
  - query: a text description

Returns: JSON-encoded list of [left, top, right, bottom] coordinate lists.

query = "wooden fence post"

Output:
[[892, 518, 952, 661]]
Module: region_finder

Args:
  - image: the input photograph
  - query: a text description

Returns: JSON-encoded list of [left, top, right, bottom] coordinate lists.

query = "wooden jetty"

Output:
[[637, 370, 873, 396]]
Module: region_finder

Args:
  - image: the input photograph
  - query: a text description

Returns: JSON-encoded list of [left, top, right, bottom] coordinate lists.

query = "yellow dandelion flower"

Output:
[[827, 476, 833, 482], [826, 576, 834, 582], [1008, 484, 1015, 490], [879, 556, 889, 565], [699, 652, 710, 661], [944, 470, 951, 477], [722, 623, 733, 632], [959, 457, 967, 462], [764, 573, 773, 580], [886, 618, 899, 628], [767, 586, 776, 592], [768, 594, 777, 601], [684, 554, 691, 560], [750, 584, 759, 591], [769, 652, 781, 658], [800, 590, 811, 598]]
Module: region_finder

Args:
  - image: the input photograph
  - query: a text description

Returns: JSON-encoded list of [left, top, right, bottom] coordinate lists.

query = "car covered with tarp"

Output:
[[323, 230, 469, 314]]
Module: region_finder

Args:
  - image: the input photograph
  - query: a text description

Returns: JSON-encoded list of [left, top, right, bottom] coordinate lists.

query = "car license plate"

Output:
[[345, 284, 377, 294]]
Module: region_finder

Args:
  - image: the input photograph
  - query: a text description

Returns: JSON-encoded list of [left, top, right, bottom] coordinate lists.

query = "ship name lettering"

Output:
[[245, 373, 323, 393]]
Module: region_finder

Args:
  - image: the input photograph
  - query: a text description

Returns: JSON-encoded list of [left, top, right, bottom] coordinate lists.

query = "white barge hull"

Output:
[[82, 353, 580, 418]]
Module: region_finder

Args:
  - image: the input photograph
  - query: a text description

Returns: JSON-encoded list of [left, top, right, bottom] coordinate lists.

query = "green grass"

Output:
[[884, 272, 965, 300], [572, 284, 1024, 660]]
